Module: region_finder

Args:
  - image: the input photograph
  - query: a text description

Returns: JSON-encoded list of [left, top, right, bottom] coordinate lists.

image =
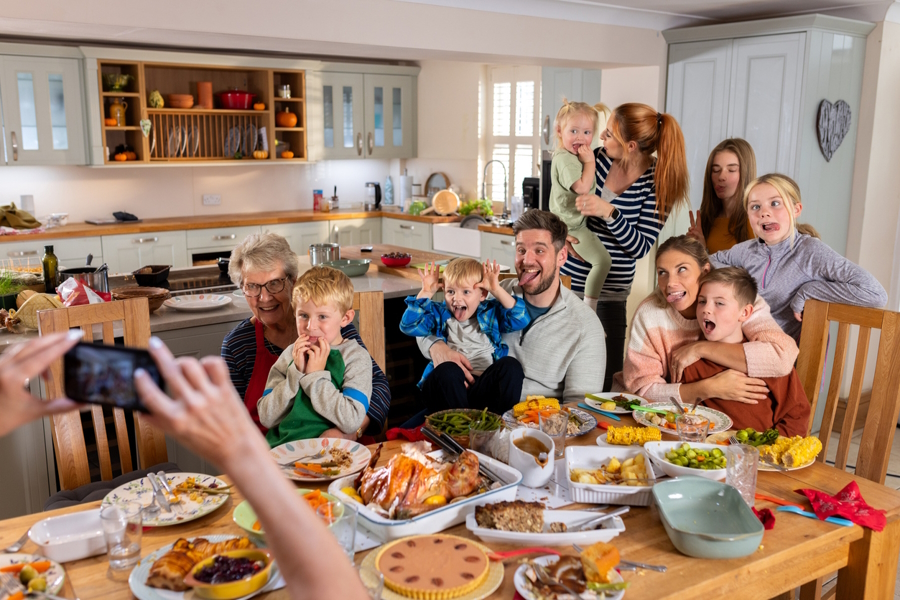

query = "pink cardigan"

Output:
[[618, 294, 799, 402]]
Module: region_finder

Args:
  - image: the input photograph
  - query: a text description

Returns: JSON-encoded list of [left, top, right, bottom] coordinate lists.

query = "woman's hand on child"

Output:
[[575, 193, 614, 219], [304, 338, 330, 373], [417, 262, 442, 296], [478, 260, 502, 295], [565, 235, 584, 262], [670, 341, 706, 382], [292, 334, 311, 373], [686, 211, 705, 246], [576, 144, 594, 165], [706, 369, 768, 404]]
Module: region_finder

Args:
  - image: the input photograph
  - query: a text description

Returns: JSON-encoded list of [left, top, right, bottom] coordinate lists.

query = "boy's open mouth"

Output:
[[666, 290, 686, 303], [761, 222, 780, 232], [451, 304, 469, 319], [702, 319, 716, 335]]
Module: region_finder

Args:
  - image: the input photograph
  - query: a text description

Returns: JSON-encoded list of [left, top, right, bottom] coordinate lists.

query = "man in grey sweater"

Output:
[[419, 210, 606, 404]]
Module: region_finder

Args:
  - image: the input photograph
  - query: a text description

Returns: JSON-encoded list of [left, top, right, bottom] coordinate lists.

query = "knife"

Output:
[[147, 473, 171, 512], [577, 403, 621, 421]]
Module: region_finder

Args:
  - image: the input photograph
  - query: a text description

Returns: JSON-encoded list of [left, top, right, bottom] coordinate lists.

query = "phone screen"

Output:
[[63, 342, 162, 411]]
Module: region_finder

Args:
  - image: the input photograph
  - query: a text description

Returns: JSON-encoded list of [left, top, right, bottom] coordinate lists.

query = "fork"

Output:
[[572, 544, 668, 572], [532, 563, 581, 597], [156, 472, 184, 514], [3, 529, 29, 553]]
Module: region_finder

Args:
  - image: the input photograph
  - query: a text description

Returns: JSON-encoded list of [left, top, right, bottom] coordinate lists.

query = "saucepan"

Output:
[[59, 266, 109, 293], [309, 243, 340, 266]]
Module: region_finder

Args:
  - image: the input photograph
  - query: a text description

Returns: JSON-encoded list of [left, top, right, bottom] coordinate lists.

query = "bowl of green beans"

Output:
[[424, 408, 502, 449]]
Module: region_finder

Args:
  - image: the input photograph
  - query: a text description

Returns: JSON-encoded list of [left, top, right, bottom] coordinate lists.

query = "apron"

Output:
[[244, 319, 279, 434]]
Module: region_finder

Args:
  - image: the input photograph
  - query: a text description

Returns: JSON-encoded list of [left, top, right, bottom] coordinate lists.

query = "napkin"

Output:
[[753, 507, 776, 530], [385, 424, 427, 442], [795, 481, 886, 531]]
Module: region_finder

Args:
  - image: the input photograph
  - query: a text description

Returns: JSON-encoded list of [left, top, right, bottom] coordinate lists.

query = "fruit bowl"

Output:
[[381, 253, 412, 267], [183, 548, 273, 600]]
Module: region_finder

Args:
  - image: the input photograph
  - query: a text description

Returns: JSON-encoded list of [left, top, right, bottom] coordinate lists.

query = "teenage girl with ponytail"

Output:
[[561, 103, 690, 391]]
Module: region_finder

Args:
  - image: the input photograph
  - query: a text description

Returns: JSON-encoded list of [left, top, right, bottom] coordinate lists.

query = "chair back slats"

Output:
[[797, 300, 830, 414], [352, 291, 385, 372], [112, 408, 133, 475], [816, 322, 850, 458], [89, 405, 114, 481], [101, 321, 115, 344], [834, 326, 871, 471]]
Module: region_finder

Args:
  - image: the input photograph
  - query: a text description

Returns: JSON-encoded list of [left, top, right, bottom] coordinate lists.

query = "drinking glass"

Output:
[[468, 420, 497, 457], [540, 411, 567, 459], [358, 563, 384, 599], [317, 500, 357, 563], [676, 414, 710, 443], [100, 502, 142, 571], [726, 444, 759, 507]]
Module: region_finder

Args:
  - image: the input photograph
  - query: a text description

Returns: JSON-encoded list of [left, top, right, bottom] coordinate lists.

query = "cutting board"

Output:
[[339, 244, 456, 281]]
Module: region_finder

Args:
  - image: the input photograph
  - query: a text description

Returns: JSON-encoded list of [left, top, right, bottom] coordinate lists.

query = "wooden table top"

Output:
[[2, 414, 900, 599], [340, 244, 456, 281]]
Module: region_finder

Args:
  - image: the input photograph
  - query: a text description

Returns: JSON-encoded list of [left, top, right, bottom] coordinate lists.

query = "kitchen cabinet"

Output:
[[539, 67, 603, 152], [262, 222, 329, 256], [0, 236, 102, 269], [330, 218, 381, 246], [101, 231, 189, 275], [0, 55, 86, 166], [319, 71, 416, 160], [480, 231, 516, 267], [382, 218, 432, 253]]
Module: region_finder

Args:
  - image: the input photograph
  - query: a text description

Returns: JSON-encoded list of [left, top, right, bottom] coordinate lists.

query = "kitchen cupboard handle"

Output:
[[400, 224, 414, 230], [367, 132, 373, 155], [332, 224, 338, 243], [500, 240, 514, 246], [133, 237, 159, 244], [542, 115, 550, 145], [10, 131, 17, 161], [356, 133, 363, 156], [213, 234, 236, 241], [7, 250, 37, 257]]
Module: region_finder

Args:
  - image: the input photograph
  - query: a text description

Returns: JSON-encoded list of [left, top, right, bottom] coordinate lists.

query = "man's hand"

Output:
[[429, 341, 474, 386], [292, 334, 311, 373], [304, 338, 330, 373]]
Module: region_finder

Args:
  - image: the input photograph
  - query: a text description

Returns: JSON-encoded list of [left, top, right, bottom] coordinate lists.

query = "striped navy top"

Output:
[[560, 146, 666, 301], [221, 319, 391, 435]]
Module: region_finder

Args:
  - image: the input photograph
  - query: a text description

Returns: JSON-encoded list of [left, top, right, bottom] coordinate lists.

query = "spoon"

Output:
[[669, 396, 686, 416], [776, 506, 854, 527]]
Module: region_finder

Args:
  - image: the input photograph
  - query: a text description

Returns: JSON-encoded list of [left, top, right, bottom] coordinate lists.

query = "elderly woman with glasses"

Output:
[[221, 232, 390, 438]]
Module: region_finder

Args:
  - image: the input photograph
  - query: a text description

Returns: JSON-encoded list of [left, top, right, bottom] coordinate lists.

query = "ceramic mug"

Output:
[[508, 428, 555, 488]]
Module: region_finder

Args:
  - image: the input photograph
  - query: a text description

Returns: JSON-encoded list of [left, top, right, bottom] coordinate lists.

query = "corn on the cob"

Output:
[[606, 425, 661, 446], [782, 436, 822, 467], [513, 396, 560, 417], [758, 435, 801, 464]]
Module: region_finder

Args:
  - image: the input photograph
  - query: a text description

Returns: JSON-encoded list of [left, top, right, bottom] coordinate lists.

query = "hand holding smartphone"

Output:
[[64, 342, 163, 412]]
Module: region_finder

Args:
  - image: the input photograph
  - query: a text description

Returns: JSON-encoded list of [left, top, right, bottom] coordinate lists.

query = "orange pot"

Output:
[[197, 82, 213, 109], [276, 108, 298, 128]]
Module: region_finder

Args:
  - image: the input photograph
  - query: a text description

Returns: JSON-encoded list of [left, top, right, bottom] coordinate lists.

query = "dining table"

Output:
[[2, 413, 900, 600]]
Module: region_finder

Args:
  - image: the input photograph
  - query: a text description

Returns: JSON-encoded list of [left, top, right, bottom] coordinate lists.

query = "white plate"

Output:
[[465, 509, 625, 546], [643, 441, 727, 481], [243, 124, 259, 155], [167, 126, 182, 158], [566, 446, 659, 506], [759, 457, 816, 472], [224, 127, 242, 156], [184, 124, 199, 157], [502, 407, 597, 438], [632, 402, 733, 435], [585, 392, 646, 414], [28, 509, 106, 563], [102, 473, 230, 527], [163, 294, 233, 312], [0, 554, 65, 594], [128, 535, 283, 600], [270, 438, 372, 483], [514, 554, 626, 600]]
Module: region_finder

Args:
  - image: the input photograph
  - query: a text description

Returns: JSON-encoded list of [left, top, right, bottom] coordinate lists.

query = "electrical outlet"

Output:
[[202, 194, 221, 206]]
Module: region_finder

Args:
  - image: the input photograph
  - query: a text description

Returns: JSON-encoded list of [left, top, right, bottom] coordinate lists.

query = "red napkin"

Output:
[[385, 424, 427, 442], [753, 507, 776, 530], [796, 481, 887, 531]]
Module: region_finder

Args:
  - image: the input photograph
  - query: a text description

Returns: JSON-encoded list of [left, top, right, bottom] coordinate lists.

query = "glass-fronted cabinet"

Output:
[[0, 56, 86, 165], [364, 74, 413, 159], [321, 72, 364, 160]]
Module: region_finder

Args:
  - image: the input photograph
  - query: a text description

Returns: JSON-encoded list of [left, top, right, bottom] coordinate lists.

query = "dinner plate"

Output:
[[224, 127, 242, 156], [697, 431, 817, 471], [358, 538, 504, 600], [233, 489, 341, 536], [270, 437, 372, 483], [0, 554, 65, 595], [514, 554, 626, 600], [184, 124, 199, 157], [632, 402, 733, 435], [163, 294, 233, 312], [128, 535, 284, 600], [243, 123, 259, 155], [502, 407, 597, 438], [102, 473, 230, 527], [465, 509, 625, 546], [167, 126, 182, 158], [584, 392, 645, 414]]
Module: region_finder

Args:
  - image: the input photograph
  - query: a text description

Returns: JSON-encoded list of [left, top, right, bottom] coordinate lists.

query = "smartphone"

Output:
[[63, 342, 163, 412], [360, 246, 374, 252]]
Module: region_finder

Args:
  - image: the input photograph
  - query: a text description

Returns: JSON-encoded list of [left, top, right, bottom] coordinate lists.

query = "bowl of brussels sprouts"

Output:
[[643, 441, 727, 481]]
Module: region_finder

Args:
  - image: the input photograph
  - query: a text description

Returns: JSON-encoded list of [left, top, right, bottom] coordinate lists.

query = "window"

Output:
[[480, 66, 540, 203]]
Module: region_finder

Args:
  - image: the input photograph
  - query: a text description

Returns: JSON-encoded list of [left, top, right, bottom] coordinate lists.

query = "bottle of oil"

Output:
[[42, 245, 58, 294]]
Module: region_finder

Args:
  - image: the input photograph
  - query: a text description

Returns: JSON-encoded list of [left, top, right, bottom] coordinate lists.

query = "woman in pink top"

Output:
[[619, 235, 798, 404]]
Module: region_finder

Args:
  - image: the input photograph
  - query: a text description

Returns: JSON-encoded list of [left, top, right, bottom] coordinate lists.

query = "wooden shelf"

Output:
[[274, 97, 304, 102], [104, 126, 140, 131], [274, 127, 305, 131], [147, 108, 264, 115], [101, 91, 140, 97]]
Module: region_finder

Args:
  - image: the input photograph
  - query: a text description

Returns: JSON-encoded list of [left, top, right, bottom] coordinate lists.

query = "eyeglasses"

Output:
[[242, 277, 289, 297]]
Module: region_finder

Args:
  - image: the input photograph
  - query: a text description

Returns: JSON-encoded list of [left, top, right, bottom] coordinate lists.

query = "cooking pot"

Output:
[[309, 243, 340, 266], [216, 90, 257, 110], [59, 267, 109, 293]]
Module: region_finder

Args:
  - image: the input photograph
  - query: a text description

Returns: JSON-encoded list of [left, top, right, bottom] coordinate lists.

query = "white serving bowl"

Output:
[[643, 441, 728, 481], [565, 446, 658, 506], [28, 508, 107, 563]]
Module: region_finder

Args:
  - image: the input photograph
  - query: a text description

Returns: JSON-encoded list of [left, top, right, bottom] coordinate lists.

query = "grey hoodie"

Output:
[[711, 234, 888, 341]]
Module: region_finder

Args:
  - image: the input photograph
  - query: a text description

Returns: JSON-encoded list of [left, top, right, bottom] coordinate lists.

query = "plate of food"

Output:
[[514, 549, 627, 600], [503, 397, 597, 438], [128, 535, 283, 600], [757, 434, 822, 472], [102, 473, 230, 527], [632, 402, 733, 435], [0, 554, 65, 596], [466, 501, 625, 546], [270, 437, 372, 483], [233, 489, 340, 537], [163, 294, 233, 312], [584, 392, 645, 414]]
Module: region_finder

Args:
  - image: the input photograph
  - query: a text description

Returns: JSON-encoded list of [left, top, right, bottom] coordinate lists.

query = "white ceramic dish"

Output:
[[0, 554, 65, 594], [28, 508, 106, 563], [632, 402, 733, 434], [328, 449, 522, 542], [514, 554, 625, 600], [566, 445, 659, 506], [643, 441, 727, 481], [585, 392, 646, 414], [465, 509, 625, 546], [502, 407, 597, 438], [163, 294, 233, 312], [270, 438, 372, 483], [102, 473, 230, 527]]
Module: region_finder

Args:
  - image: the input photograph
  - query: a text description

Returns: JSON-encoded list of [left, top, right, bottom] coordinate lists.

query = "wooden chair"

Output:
[[498, 273, 572, 290], [792, 299, 900, 600], [38, 297, 169, 491], [353, 290, 385, 372]]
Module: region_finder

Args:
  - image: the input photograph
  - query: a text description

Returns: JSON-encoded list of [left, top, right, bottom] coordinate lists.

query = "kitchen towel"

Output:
[[0, 203, 40, 229]]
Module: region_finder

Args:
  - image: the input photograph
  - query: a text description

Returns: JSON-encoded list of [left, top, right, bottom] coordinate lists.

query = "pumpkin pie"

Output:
[[376, 534, 489, 599]]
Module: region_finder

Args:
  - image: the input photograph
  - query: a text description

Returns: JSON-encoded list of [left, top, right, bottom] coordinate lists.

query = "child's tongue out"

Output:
[[453, 305, 468, 319]]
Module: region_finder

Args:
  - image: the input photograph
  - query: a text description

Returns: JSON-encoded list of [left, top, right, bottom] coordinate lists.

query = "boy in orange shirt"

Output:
[[683, 267, 810, 436]]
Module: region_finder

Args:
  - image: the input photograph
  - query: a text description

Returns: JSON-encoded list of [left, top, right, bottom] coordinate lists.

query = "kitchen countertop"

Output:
[[341, 244, 456, 281], [0, 209, 462, 243], [477, 224, 514, 236]]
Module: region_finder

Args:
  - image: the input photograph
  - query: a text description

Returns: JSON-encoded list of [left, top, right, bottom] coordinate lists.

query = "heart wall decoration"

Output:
[[817, 99, 851, 162]]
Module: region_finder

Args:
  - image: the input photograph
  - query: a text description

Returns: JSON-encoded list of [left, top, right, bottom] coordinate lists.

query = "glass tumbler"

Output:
[[540, 411, 567, 459], [100, 502, 142, 571], [468, 420, 497, 457], [676, 414, 710, 443], [317, 500, 357, 563], [358, 563, 384, 599], [726, 444, 759, 507]]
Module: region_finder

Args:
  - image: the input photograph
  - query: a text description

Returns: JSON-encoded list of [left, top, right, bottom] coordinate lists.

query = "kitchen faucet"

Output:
[[481, 160, 508, 217]]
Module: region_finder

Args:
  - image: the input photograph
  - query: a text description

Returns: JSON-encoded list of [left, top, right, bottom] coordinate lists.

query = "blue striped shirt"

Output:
[[560, 147, 666, 301], [221, 319, 391, 435]]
